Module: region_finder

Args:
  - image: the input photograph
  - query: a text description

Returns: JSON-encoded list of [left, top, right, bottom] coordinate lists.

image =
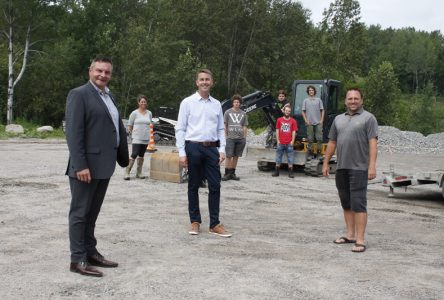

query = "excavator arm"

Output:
[[221, 91, 282, 130]]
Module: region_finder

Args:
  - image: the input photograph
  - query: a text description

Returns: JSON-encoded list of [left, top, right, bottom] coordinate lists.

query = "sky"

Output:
[[297, 0, 443, 33]]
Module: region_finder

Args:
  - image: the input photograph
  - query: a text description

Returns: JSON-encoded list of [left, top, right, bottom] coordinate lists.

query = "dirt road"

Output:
[[0, 140, 443, 299]]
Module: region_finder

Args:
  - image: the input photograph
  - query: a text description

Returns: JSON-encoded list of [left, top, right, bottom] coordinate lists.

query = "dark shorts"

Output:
[[335, 169, 368, 213], [225, 138, 246, 158], [131, 143, 147, 159]]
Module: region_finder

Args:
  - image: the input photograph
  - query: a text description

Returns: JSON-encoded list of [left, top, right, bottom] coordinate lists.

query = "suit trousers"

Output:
[[69, 177, 110, 262], [185, 142, 221, 228]]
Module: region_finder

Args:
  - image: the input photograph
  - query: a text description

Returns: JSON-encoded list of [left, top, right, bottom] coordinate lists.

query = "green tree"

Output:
[[410, 83, 444, 135], [365, 61, 400, 125], [319, 0, 366, 80]]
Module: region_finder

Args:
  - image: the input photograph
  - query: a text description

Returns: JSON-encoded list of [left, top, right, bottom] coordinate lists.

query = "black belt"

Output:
[[186, 140, 219, 147]]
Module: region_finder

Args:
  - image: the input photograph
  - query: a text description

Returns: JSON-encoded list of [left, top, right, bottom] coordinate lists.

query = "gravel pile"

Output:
[[378, 126, 444, 154], [246, 126, 444, 155]]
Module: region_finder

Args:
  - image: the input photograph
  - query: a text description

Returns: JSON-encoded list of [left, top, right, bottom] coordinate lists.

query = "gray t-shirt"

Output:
[[224, 108, 248, 140], [128, 109, 153, 144], [302, 97, 324, 125], [328, 108, 378, 170]]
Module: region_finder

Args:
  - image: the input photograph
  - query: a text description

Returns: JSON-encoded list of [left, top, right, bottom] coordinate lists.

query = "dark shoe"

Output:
[[199, 179, 207, 188], [333, 236, 356, 244], [231, 173, 240, 180], [352, 243, 367, 253], [272, 167, 279, 177], [231, 168, 240, 180], [288, 168, 294, 178], [221, 173, 231, 181], [87, 253, 118, 268], [70, 261, 103, 277]]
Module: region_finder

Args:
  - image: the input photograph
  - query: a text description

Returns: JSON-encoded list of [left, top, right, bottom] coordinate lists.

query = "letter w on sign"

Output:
[[229, 113, 243, 124]]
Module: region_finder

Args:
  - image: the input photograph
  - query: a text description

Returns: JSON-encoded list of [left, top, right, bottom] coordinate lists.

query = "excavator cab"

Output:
[[290, 79, 341, 142]]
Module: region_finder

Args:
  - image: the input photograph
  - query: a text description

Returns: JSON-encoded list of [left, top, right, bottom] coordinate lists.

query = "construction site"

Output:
[[0, 129, 443, 299]]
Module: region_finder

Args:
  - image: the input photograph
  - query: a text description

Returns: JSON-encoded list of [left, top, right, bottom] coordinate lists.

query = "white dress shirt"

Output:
[[175, 91, 226, 157]]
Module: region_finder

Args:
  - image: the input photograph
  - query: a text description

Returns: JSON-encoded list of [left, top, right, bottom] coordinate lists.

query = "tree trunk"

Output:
[[6, 8, 31, 125], [7, 11, 14, 125]]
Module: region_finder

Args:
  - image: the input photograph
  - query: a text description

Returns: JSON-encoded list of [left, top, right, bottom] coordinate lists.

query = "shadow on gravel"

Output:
[[0, 178, 58, 190], [372, 189, 444, 208]]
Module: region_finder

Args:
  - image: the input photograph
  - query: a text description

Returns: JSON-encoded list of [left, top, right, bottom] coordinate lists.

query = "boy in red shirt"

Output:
[[272, 106, 298, 178]]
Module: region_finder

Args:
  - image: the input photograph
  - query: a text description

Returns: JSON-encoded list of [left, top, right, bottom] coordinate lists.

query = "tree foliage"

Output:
[[0, 0, 443, 134], [365, 61, 400, 125]]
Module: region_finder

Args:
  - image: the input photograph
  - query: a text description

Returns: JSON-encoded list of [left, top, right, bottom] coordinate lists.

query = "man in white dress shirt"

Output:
[[175, 69, 232, 237]]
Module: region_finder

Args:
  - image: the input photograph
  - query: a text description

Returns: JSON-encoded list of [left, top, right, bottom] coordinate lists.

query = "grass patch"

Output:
[[0, 119, 65, 139], [252, 126, 267, 135]]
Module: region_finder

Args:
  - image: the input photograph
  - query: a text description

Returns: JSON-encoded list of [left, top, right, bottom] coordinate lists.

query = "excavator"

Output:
[[221, 79, 341, 176], [151, 79, 341, 177]]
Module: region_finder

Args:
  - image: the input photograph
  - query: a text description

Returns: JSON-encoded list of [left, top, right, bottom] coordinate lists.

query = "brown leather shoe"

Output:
[[87, 253, 118, 268], [70, 261, 103, 277], [188, 222, 200, 235], [209, 224, 232, 238]]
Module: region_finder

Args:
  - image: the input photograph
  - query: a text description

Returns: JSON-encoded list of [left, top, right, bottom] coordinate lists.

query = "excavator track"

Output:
[[304, 158, 337, 177]]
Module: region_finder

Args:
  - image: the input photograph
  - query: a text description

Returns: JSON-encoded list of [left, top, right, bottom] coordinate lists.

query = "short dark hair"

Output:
[[89, 56, 113, 73], [278, 89, 287, 96], [90, 56, 113, 68], [306, 85, 317, 95], [231, 94, 242, 103], [195, 68, 213, 80], [137, 94, 148, 103], [346, 87, 363, 99]]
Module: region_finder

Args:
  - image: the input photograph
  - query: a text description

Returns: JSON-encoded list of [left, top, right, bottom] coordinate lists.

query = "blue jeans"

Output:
[[275, 144, 294, 166], [185, 142, 221, 228]]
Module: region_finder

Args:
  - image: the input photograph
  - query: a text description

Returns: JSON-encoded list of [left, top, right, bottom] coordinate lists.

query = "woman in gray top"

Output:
[[124, 94, 153, 180]]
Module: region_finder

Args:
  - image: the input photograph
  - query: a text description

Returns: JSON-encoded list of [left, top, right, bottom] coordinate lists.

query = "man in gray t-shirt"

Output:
[[323, 88, 378, 254], [302, 85, 324, 157], [222, 94, 248, 181]]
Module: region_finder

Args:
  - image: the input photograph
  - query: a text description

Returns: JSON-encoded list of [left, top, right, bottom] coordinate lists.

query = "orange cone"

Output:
[[146, 123, 157, 153]]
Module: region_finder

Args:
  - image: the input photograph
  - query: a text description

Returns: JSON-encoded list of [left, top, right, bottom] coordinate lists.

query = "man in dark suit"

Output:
[[65, 56, 128, 277]]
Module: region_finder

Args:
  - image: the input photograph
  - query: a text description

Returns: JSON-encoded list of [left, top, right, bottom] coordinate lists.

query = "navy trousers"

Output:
[[69, 177, 109, 262], [185, 142, 221, 228]]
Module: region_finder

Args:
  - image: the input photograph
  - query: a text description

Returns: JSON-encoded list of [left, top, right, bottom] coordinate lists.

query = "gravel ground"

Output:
[[0, 126, 443, 299]]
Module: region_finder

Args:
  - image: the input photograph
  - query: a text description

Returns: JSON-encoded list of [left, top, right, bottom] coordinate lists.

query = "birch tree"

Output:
[[2, 0, 36, 124]]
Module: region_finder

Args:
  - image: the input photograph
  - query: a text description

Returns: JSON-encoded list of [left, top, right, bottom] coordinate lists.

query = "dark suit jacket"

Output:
[[65, 81, 129, 179]]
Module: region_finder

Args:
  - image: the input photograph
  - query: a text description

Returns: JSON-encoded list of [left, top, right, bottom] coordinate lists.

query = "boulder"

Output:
[[5, 124, 24, 134], [37, 126, 54, 133]]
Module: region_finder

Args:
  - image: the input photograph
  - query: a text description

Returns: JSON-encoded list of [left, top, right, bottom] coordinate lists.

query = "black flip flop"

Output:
[[333, 236, 356, 244], [351, 243, 367, 253]]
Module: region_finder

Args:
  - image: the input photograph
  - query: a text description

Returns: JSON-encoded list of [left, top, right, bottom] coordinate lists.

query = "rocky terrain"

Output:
[[247, 126, 444, 155]]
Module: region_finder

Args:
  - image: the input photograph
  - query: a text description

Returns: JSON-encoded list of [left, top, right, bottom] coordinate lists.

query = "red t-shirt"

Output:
[[276, 117, 298, 145]]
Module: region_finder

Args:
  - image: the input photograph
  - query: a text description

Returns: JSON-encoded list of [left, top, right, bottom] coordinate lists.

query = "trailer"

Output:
[[382, 166, 444, 199]]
